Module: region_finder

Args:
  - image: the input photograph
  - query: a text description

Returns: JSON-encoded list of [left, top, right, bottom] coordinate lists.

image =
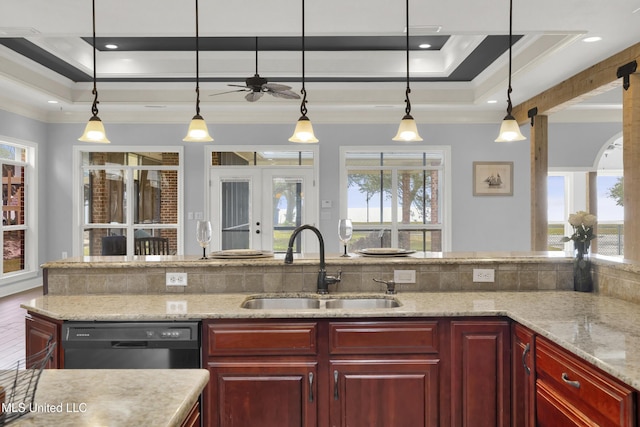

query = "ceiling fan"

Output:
[[210, 37, 300, 102]]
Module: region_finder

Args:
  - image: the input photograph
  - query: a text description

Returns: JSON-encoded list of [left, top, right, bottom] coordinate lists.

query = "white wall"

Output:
[[0, 109, 622, 267]]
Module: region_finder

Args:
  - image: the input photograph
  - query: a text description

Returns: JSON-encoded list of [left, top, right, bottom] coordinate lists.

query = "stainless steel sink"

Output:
[[241, 297, 320, 310], [325, 298, 400, 309]]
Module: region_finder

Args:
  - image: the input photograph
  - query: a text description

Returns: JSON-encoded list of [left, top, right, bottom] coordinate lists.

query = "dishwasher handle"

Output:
[[111, 341, 150, 349]]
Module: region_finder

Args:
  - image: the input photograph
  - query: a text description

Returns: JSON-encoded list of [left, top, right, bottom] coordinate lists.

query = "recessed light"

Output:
[[419, 43, 432, 49], [47, 100, 59, 104], [487, 100, 498, 104], [105, 44, 118, 49], [582, 36, 602, 43]]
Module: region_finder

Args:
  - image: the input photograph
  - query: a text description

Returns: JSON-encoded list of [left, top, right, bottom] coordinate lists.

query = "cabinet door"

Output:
[[329, 359, 439, 427], [25, 313, 61, 368], [450, 319, 511, 427], [206, 361, 317, 427], [536, 380, 594, 427], [512, 323, 535, 427]]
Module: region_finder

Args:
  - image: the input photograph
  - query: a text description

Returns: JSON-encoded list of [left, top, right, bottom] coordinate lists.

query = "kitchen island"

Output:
[[7, 368, 208, 427]]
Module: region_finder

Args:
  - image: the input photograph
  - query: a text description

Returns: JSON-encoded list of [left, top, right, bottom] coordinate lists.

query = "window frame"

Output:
[[339, 146, 452, 252], [72, 146, 184, 257], [0, 135, 37, 285]]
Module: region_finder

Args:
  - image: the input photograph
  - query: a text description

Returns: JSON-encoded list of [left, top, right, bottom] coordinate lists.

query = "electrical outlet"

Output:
[[473, 268, 495, 283], [394, 269, 416, 284], [166, 300, 188, 314], [166, 272, 188, 286]]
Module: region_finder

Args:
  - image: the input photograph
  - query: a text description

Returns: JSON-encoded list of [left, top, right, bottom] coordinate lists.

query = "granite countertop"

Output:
[[21, 290, 640, 391], [7, 369, 209, 427]]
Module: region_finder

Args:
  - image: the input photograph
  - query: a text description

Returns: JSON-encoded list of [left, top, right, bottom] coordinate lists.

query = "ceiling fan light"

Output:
[[392, 114, 423, 142], [289, 116, 319, 143], [78, 116, 110, 143], [495, 115, 526, 142], [183, 114, 213, 142]]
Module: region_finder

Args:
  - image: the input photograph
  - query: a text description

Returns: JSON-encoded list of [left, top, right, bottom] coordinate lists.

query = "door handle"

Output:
[[522, 343, 531, 375], [561, 372, 581, 389], [333, 370, 339, 400], [308, 372, 314, 403]]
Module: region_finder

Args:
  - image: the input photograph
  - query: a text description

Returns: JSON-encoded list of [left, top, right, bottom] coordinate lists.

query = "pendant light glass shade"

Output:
[[290, 0, 318, 143], [289, 116, 319, 143], [495, 114, 526, 142], [183, 114, 213, 142], [392, 114, 423, 142], [495, 0, 526, 143], [79, 116, 110, 143], [394, 0, 422, 142], [79, 0, 109, 143], [183, 0, 213, 142]]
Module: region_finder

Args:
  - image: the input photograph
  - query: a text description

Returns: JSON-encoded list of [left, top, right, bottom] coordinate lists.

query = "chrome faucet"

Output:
[[284, 224, 341, 294]]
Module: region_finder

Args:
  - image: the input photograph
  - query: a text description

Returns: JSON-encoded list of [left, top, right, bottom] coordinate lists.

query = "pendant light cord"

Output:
[[90, 0, 99, 118], [505, 0, 514, 117], [403, 0, 412, 116], [299, 0, 308, 117], [194, 0, 201, 117]]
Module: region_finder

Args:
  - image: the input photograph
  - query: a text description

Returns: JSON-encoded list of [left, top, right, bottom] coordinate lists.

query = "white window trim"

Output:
[[0, 135, 38, 285], [339, 145, 452, 252], [72, 145, 184, 257]]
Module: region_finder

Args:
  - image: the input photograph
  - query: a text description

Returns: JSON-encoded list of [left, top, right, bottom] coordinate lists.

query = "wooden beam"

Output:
[[623, 73, 640, 261], [530, 115, 548, 251], [512, 42, 640, 123]]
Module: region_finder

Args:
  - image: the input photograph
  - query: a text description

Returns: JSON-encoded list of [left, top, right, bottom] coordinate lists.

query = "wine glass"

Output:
[[196, 220, 212, 259], [338, 219, 353, 257]]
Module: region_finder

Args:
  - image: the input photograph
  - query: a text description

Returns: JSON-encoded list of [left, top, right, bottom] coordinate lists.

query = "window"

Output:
[[596, 173, 624, 256], [547, 174, 567, 251], [340, 147, 450, 252], [0, 138, 36, 282], [74, 147, 183, 256]]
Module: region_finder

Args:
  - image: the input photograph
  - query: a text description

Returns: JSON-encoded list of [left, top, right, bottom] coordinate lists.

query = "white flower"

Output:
[[568, 213, 583, 227], [583, 214, 597, 227]]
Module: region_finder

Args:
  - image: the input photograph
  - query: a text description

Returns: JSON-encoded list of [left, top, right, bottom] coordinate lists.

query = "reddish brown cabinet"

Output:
[[328, 321, 441, 427], [25, 312, 62, 368], [203, 320, 319, 427], [536, 336, 635, 427], [450, 319, 511, 427], [512, 323, 535, 427]]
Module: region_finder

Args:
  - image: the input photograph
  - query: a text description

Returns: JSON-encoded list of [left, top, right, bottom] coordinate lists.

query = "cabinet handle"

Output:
[[561, 372, 581, 389], [308, 372, 314, 403], [333, 370, 339, 400], [522, 343, 531, 375]]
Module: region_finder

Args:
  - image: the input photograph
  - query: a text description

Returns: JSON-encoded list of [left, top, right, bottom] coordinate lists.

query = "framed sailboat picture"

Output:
[[473, 161, 513, 196]]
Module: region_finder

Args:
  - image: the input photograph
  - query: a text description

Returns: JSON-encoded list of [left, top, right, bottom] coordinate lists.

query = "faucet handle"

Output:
[[373, 278, 396, 294], [327, 270, 342, 284]]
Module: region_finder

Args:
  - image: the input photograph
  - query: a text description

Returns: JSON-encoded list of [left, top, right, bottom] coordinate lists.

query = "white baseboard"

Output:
[[0, 277, 43, 298]]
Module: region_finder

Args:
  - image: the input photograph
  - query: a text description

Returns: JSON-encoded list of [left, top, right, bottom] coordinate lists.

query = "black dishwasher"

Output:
[[62, 322, 200, 369]]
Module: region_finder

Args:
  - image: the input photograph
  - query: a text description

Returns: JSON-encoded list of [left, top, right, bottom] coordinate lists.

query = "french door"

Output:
[[210, 168, 316, 252]]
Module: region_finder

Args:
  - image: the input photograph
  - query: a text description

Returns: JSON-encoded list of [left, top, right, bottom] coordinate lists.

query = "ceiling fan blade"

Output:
[[227, 84, 249, 88], [263, 83, 293, 92], [209, 89, 249, 96], [245, 92, 264, 102], [269, 90, 301, 100]]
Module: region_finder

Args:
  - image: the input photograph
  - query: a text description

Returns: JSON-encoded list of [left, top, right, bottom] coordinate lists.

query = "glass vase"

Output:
[[573, 240, 593, 292]]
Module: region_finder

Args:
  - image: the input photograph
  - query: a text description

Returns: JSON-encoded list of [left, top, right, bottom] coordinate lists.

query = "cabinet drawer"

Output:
[[536, 337, 635, 426], [329, 321, 439, 354], [206, 322, 317, 356]]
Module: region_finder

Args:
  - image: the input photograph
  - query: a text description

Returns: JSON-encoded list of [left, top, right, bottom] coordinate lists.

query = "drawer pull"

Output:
[[308, 372, 314, 403], [561, 372, 581, 389], [522, 343, 531, 375], [333, 370, 339, 400]]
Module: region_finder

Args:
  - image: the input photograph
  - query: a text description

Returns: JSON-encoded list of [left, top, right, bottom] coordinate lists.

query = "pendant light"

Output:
[[289, 0, 318, 143], [183, 0, 213, 142], [78, 0, 110, 143], [392, 0, 422, 142], [495, 0, 526, 142]]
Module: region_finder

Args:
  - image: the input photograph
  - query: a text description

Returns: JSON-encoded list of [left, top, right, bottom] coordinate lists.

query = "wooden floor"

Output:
[[0, 287, 43, 367]]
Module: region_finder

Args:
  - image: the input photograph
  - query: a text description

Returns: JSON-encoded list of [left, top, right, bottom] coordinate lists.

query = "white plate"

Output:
[[210, 250, 274, 259], [357, 248, 415, 257]]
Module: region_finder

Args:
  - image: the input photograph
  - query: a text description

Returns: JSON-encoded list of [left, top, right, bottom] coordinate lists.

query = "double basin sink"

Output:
[[241, 295, 401, 310]]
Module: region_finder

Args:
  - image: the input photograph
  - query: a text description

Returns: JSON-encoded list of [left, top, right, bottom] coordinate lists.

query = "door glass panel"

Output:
[[272, 177, 303, 252], [221, 179, 250, 250], [84, 228, 127, 256], [4, 229, 24, 273], [397, 169, 440, 225]]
